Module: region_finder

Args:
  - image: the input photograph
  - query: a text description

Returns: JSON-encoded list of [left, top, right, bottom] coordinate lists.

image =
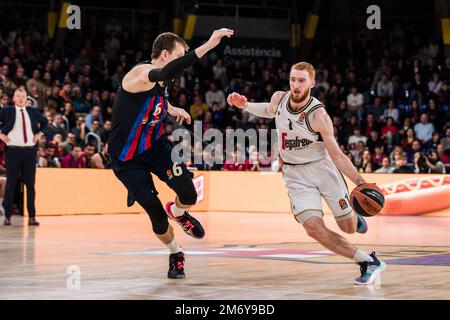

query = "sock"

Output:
[[171, 203, 186, 217], [352, 250, 374, 263], [166, 238, 182, 254]]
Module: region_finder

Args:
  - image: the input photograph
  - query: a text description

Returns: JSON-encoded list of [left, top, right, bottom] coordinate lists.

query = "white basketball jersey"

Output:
[[275, 92, 328, 164]]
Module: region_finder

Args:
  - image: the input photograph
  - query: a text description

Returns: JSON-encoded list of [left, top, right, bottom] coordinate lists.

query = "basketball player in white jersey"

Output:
[[227, 62, 386, 285]]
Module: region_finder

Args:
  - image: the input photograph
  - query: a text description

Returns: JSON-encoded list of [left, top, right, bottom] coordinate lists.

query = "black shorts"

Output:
[[111, 136, 193, 206]]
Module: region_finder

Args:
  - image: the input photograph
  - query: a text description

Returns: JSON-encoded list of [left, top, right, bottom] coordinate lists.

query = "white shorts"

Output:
[[282, 157, 354, 224]]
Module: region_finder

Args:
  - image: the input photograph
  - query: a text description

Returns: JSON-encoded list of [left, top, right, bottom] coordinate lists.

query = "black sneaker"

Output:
[[168, 251, 186, 279], [3, 218, 11, 226], [166, 202, 205, 239]]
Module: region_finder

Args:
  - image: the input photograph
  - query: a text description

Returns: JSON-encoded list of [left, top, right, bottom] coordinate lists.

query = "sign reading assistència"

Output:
[[223, 45, 282, 58]]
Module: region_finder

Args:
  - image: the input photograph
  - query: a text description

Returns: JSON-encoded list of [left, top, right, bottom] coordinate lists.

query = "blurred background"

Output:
[[0, 0, 449, 178]]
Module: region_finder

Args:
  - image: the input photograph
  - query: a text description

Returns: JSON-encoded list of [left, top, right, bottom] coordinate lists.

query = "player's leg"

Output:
[[316, 160, 368, 234], [285, 163, 384, 285], [150, 138, 204, 239], [112, 164, 186, 278], [303, 215, 359, 258], [301, 214, 385, 285]]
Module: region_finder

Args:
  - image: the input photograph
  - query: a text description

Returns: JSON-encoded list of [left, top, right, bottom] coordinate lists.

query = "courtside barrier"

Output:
[[28, 169, 450, 216]]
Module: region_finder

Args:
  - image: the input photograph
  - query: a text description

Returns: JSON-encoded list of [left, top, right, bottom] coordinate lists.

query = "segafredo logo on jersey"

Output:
[[281, 132, 313, 151]]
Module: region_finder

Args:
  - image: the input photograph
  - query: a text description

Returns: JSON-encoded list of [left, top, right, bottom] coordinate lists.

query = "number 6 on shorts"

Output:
[[172, 162, 183, 177]]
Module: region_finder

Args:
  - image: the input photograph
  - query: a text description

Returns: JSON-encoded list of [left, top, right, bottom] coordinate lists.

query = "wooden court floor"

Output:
[[0, 212, 449, 300]]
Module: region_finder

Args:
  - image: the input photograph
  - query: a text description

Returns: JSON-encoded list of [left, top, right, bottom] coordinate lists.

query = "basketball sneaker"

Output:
[[168, 251, 186, 279], [356, 215, 368, 234], [354, 252, 386, 285], [165, 202, 205, 239]]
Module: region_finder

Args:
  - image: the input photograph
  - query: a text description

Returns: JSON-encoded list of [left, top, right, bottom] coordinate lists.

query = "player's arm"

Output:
[[123, 28, 234, 93], [227, 91, 285, 118], [311, 108, 367, 186]]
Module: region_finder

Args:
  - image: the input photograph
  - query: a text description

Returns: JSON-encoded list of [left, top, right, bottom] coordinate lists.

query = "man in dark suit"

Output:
[[0, 88, 48, 226]]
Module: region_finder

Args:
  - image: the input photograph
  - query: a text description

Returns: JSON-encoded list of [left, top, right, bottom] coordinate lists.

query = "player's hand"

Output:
[[168, 106, 191, 125], [227, 92, 247, 109], [207, 28, 234, 50]]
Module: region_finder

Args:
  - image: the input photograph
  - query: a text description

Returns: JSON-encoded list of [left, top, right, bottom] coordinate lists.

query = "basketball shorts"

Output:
[[111, 136, 194, 207], [282, 156, 354, 224]]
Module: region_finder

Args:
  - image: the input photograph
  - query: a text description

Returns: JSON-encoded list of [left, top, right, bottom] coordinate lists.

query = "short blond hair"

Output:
[[291, 62, 315, 80]]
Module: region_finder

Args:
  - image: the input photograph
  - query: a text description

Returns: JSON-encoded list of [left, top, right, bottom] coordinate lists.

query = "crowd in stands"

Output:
[[0, 13, 449, 173]]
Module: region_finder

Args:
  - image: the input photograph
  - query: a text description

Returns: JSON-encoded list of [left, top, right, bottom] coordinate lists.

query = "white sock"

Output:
[[352, 250, 374, 263], [171, 203, 186, 217], [166, 238, 182, 254]]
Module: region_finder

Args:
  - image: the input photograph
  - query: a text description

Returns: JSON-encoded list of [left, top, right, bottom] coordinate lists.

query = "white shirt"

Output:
[[205, 90, 226, 108], [346, 93, 364, 111], [7, 106, 34, 147]]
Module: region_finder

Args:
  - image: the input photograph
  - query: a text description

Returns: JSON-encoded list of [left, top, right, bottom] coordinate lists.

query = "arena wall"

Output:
[[28, 169, 450, 217]]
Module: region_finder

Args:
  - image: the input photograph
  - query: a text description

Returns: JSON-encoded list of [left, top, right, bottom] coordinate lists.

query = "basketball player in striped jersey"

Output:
[[227, 62, 386, 285], [109, 28, 234, 279]]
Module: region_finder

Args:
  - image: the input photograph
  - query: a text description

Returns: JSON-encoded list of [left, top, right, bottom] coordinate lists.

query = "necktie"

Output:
[[20, 109, 28, 143]]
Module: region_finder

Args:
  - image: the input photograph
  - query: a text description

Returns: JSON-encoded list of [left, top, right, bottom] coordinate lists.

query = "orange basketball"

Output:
[[350, 183, 385, 217]]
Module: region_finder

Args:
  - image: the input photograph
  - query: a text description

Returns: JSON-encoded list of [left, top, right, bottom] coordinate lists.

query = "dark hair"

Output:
[[151, 32, 188, 60]]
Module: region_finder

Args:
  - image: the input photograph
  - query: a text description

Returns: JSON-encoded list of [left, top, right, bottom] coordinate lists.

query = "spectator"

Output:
[[346, 86, 364, 118], [85, 106, 104, 131], [366, 129, 383, 154], [61, 132, 77, 155], [189, 95, 209, 121], [71, 115, 89, 145], [393, 154, 414, 173], [315, 72, 330, 94], [410, 73, 428, 105], [407, 140, 423, 163], [49, 114, 67, 139], [347, 128, 367, 159], [437, 144, 450, 164], [359, 150, 374, 173], [440, 126, 450, 152], [205, 82, 225, 108], [414, 113, 435, 142], [382, 100, 400, 123], [82, 143, 96, 168], [428, 73, 443, 98], [223, 150, 249, 171], [91, 143, 111, 169], [381, 117, 398, 147], [61, 145, 86, 168], [400, 128, 416, 150], [367, 96, 385, 119], [0, 94, 9, 108], [100, 119, 112, 143], [363, 113, 380, 137], [45, 143, 61, 168], [26, 69, 45, 94], [375, 157, 394, 173], [212, 59, 228, 89], [428, 151, 446, 173], [377, 74, 394, 100], [423, 132, 441, 151], [63, 101, 76, 130], [372, 146, 385, 168]]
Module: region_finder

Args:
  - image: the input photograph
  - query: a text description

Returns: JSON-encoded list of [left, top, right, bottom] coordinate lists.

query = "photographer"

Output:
[[414, 150, 446, 174]]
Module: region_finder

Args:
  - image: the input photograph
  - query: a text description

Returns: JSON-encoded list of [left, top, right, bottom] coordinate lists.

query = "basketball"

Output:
[[350, 183, 385, 217]]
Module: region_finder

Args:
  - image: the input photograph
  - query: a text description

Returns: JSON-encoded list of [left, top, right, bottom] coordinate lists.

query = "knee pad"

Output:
[[152, 218, 169, 235], [174, 177, 197, 206], [133, 186, 169, 235]]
